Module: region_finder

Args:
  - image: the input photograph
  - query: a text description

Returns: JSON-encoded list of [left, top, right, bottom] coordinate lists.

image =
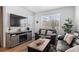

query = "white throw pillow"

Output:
[[73, 32, 79, 37], [41, 30, 46, 35], [64, 33, 74, 45], [47, 31, 52, 35]]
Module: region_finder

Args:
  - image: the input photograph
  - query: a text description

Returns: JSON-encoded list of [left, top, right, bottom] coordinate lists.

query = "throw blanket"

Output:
[[65, 45, 79, 52]]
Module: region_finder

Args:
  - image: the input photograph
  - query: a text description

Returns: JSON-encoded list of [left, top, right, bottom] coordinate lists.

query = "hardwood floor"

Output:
[[0, 40, 34, 52]]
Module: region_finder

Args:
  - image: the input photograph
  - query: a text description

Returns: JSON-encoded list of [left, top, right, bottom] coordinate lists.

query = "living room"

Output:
[[0, 6, 79, 52]]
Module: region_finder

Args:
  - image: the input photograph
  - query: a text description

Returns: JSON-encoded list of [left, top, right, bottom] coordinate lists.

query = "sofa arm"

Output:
[[58, 35, 64, 40], [35, 32, 39, 35]]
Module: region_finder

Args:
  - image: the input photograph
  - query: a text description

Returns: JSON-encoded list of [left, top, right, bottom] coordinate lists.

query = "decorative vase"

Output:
[[27, 27, 30, 31]]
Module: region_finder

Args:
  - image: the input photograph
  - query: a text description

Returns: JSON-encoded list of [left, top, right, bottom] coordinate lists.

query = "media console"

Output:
[[6, 31, 32, 48]]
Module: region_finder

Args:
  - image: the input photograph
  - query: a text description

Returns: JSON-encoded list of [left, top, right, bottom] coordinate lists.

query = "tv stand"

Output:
[[6, 31, 32, 48]]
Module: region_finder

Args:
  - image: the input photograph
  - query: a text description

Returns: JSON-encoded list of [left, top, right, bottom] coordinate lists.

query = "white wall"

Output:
[[3, 6, 34, 48], [5, 6, 34, 32], [74, 6, 79, 31], [34, 6, 75, 35]]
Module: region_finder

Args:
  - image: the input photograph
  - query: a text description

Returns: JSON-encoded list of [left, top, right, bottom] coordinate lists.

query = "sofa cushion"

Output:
[[75, 38, 79, 45], [45, 36, 51, 38], [64, 33, 74, 45], [56, 40, 70, 52]]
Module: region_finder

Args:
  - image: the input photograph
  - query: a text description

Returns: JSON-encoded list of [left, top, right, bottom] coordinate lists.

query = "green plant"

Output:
[[62, 18, 73, 33]]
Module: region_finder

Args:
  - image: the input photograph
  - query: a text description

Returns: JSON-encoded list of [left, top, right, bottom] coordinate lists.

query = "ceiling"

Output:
[[23, 6, 65, 13]]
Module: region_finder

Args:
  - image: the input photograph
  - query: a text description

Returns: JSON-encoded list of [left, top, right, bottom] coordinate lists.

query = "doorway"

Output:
[[0, 6, 3, 47]]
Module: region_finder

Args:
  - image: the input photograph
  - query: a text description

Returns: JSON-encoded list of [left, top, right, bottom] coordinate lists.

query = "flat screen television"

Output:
[[10, 14, 26, 27]]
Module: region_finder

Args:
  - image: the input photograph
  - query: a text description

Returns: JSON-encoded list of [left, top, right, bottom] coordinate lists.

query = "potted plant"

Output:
[[62, 18, 73, 33]]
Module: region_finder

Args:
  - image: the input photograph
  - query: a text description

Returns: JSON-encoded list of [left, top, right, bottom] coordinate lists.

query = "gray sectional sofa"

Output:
[[56, 35, 79, 52]]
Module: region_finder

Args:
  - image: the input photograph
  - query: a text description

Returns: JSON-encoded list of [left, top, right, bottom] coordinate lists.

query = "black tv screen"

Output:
[[10, 14, 26, 27]]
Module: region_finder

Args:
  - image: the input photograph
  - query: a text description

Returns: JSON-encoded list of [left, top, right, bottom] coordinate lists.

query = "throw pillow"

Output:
[[64, 33, 74, 45], [73, 32, 79, 37], [40, 30, 46, 35], [47, 31, 52, 35]]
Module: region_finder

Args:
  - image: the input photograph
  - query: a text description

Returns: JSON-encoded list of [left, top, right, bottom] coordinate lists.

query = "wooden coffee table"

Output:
[[28, 38, 50, 52]]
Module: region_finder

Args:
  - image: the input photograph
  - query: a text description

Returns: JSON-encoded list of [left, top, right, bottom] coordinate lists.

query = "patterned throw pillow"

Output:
[[64, 33, 74, 45]]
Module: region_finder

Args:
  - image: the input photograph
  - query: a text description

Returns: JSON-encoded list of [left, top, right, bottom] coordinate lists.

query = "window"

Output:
[[40, 13, 61, 34]]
